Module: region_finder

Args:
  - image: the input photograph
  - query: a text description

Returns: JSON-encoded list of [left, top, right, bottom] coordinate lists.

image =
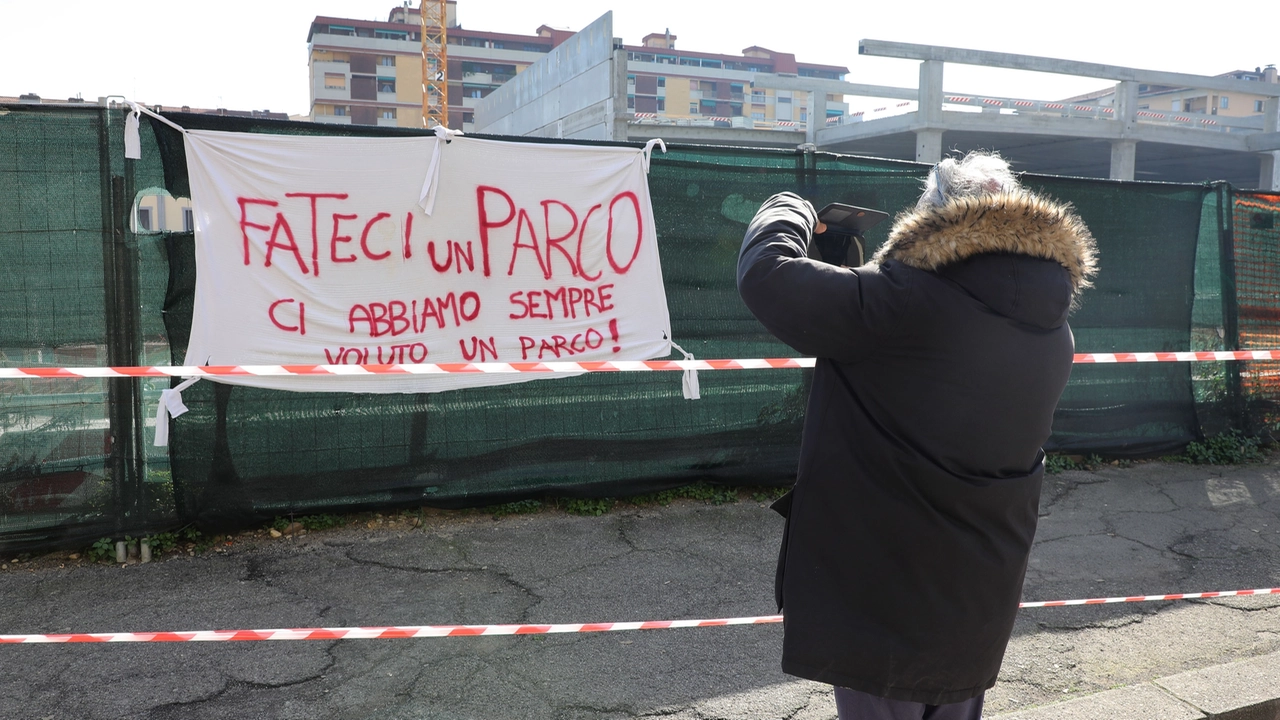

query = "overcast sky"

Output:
[[1, 0, 1273, 116]]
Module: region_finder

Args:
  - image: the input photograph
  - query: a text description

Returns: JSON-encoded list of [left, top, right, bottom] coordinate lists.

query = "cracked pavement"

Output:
[[3, 457, 1280, 719]]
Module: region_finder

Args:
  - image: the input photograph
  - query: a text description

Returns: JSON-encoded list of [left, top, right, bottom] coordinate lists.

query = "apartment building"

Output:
[[306, 3, 848, 132], [624, 33, 848, 128], [1066, 65, 1279, 117]]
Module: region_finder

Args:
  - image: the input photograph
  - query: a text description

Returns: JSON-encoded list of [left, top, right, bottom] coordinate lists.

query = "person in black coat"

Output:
[[737, 152, 1097, 719]]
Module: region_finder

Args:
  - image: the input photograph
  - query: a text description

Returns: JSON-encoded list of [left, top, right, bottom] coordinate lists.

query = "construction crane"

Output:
[[420, 0, 448, 128]]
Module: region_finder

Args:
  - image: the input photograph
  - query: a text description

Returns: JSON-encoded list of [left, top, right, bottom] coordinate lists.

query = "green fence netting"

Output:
[[0, 105, 1259, 551]]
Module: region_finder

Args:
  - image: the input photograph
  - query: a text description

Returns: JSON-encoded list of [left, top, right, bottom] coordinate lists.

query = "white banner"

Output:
[[182, 130, 672, 393]]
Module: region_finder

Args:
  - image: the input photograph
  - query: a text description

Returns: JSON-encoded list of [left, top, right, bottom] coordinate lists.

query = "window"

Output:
[[468, 89, 482, 99], [379, 56, 395, 67], [627, 96, 635, 109], [381, 109, 396, 119], [752, 90, 765, 104], [377, 78, 395, 93], [800, 111, 807, 122], [492, 42, 504, 49], [1220, 96, 1230, 109], [136, 207, 152, 232], [333, 106, 347, 116], [689, 104, 698, 114], [324, 73, 346, 90], [751, 112, 764, 121], [1258, 100, 1267, 113], [778, 96, 791, 104], [657, 99, 665, 112], [182, 208, 194, 232], [374, 29, 408, 40], [328, 24, 355, 36], [657, 76, 666, 87]]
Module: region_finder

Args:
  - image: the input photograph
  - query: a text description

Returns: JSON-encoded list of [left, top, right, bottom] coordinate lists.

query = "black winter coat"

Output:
[[737, 191, 1097, 704]]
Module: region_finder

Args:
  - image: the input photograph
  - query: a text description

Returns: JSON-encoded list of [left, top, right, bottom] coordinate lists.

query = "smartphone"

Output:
[[813, 203, 888, 267], [817, 203, 889, 236]]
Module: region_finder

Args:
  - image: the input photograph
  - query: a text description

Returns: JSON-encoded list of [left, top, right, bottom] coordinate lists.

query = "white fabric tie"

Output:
[[670, 340, 700, 400], [419, 125, 465, 216], [154, 377, 202, 447], [123, 100, 188, 160], [124, 106, 142, 160], [642, 138, 667, 174]]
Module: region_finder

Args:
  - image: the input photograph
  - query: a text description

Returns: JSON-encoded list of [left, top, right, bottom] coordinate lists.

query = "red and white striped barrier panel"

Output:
[[1137, 111, 1167, 119], [707, 116, 730, 122], [946, 96, 971, 103], [632, 112, 657, 119], [983, 98, 1004, 106], [1013, 100, 1036, 108], [2, 351, 1278, 380], [3, 587, 1276, 644], [777, 120, 797, 127], [1044, 103, 1065, 110]]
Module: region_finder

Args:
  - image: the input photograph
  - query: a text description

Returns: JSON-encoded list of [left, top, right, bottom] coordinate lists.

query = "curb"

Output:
[[990, 649, 1280, 720]]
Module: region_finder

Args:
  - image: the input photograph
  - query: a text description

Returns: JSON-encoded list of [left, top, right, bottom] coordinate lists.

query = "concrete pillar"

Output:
[[916, 60, 945, 164], [1114, 81, 1139, 129], [1110, 139, 1137, 181], [1260, 97, 1279, 190], [916, 129, 943, 164], [609, 44, 629, 141], [918, 60, 943, 125], [1261, 151, 1280, 192], [806, 90, 822, 145]]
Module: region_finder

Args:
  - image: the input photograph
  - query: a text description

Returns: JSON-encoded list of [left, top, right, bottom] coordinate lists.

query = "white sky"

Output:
[[1, 0, 1274, 116]]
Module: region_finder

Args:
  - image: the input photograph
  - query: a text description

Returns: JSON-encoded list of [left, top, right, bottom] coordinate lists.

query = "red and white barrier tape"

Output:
[[1018, 586, 1280, 609], [3, 587, 1276, 644], [2, 351, 1278, 379]]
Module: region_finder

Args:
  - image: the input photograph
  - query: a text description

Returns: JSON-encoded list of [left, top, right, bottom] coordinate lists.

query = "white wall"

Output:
[[471, 13, 619, 140]]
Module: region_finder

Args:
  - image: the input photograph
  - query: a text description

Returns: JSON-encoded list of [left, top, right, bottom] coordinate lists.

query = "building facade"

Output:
[[1066, 65, 1279, 119], [306, 3, 848, 132]]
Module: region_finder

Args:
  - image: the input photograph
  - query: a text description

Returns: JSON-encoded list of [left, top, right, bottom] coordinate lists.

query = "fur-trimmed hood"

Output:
[[873, 191, 1098, 297]]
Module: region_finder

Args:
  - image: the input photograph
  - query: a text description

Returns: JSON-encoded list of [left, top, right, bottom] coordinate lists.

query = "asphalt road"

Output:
[[2, 457, 1279, 719]]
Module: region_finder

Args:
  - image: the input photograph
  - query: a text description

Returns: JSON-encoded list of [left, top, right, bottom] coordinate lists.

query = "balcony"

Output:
[[310, 33, 414, 55], [463, 72, 494, 85], [313, 85, 351, 101], [314, 115, 352, 125]]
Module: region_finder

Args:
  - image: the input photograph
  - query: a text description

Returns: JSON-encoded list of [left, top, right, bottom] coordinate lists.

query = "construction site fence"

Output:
[[2, 104, 1278, 552]]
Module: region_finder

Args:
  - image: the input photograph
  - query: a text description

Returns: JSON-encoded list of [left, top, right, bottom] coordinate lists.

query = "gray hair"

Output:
[[916, 151, 1020, 210]]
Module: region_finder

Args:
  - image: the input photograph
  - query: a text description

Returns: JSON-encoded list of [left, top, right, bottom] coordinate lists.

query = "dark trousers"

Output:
[[834, 687, 984, 720]]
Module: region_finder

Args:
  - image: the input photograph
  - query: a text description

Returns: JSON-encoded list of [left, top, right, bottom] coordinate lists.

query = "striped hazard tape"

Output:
[[1, 351, 1278, 379], [3, 587, 1277, 644]]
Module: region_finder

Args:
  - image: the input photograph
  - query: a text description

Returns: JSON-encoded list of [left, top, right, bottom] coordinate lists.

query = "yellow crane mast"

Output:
[[420, 0, 448, 128]]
